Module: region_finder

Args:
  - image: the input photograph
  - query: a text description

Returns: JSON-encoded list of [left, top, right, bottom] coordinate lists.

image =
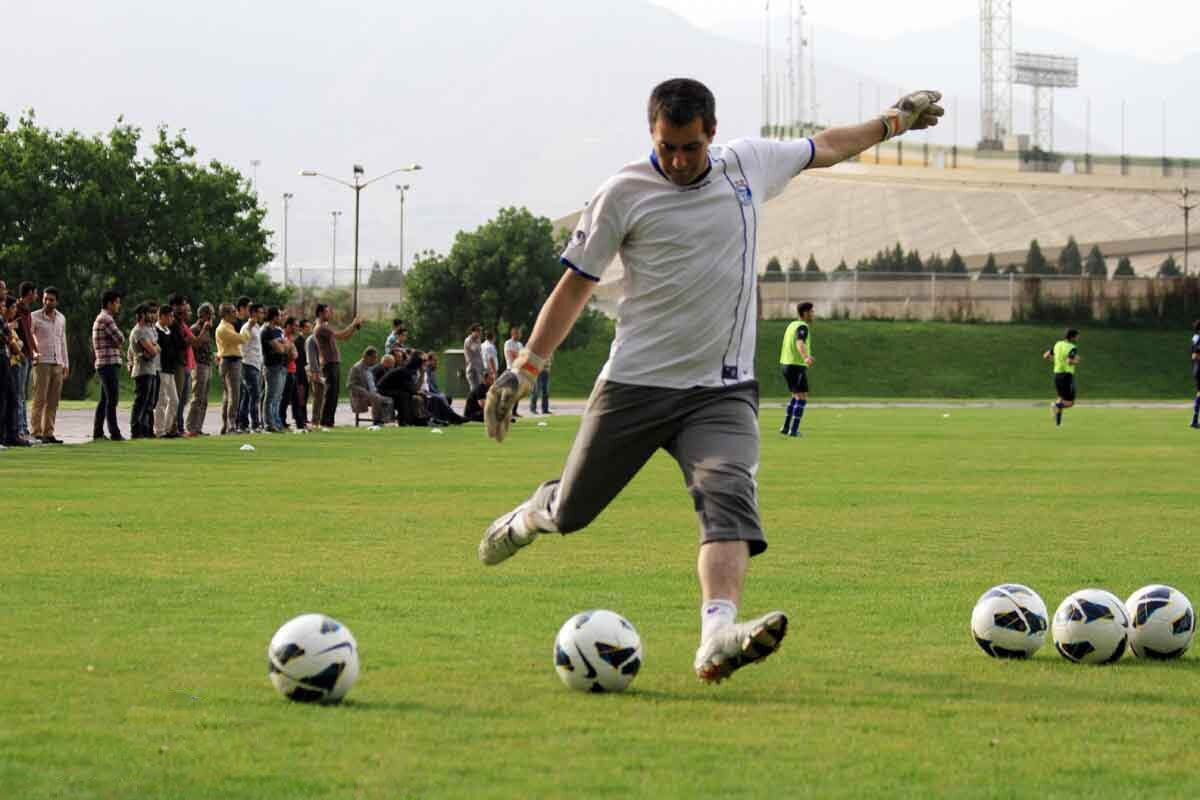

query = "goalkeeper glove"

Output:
[[880, 90, 944, 140], [485, 348, 547, 443]]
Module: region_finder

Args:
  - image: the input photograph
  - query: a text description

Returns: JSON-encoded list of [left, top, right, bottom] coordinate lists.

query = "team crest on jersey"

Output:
[[733, 179, 753, 206], [574, 229, 587, 245]]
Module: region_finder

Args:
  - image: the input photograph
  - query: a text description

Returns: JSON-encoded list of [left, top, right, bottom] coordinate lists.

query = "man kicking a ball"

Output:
[[481, 78, 943, 684]]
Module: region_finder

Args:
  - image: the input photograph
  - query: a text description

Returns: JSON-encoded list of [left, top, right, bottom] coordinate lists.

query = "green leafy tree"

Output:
[[0, 111, 272, 398], [1084, 245, 1107, 278], [1158, 254, 1181, 278], [401, 207, 562, 348], [764, 256, 783, 282], [787, 257, 803, 277], [1057, 236, 1083, 275], [1113, 256, 1136, 278], [1024, 239, 1052, 275], [903, 249, 924, 273]]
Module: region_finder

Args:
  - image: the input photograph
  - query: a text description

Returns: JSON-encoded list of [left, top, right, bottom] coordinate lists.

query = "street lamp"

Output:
[[330, 210, 343, 287], [396, 184, 411, 271], [282, 192, 294, 286], [250, 159, 262, 193], [300, 163, 422, 316]]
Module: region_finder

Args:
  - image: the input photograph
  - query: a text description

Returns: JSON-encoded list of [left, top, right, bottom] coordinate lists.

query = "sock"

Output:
[[1192, 396, 1200, 424], [1055, 402, 1064, 426], [701, 599, 738, 640], [790, 400, 807, 434], [781, 399, 795, 431]]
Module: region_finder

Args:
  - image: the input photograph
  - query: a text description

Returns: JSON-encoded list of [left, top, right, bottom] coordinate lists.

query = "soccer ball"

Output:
[[553, 610, 643, 693], [970, 583, 1048, 659], [1052, 589, 1130, 665], [1125, 584, 1196, 660], [267, 613, 360, 703]]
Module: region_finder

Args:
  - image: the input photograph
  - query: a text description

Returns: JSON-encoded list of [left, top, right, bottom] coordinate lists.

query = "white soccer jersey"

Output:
[[561, 137, 814, 389]]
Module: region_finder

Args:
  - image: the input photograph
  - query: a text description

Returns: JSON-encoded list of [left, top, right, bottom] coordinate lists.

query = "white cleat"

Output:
[[478, 481, 559, 566], [694, 611, 789, 684], [478, 502, 539, 566]]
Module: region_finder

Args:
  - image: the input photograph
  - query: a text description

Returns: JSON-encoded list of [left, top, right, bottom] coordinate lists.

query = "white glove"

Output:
[[485, 349, 547, 443], [880, 90, 944, 140]]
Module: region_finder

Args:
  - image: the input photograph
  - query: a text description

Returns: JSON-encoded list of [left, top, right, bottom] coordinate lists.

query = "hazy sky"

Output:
[[649, 0, 1200, 64]]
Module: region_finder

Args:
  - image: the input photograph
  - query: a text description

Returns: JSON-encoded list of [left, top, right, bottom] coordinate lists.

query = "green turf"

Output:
[[2, 407, 1198, 798]]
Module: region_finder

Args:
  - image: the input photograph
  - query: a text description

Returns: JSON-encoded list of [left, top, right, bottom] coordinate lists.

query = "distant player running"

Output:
[[1043, 329, 1080, 426], [479, 78, 942, 684], [779, 302, 814, 437], [1190, 320, 1200, 429]]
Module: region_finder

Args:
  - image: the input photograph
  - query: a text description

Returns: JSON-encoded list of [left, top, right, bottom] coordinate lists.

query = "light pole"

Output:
[[1181, 186, 1196, 278], [300, 163, 422, 316], [250, 159, 262, 193], [282, 192, 293, 286], [330, 210, 342, 287], [396, 184, 411, 270]]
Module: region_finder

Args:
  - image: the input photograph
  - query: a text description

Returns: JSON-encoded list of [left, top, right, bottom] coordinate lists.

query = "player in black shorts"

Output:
[[1190, 320, 1200, 429]]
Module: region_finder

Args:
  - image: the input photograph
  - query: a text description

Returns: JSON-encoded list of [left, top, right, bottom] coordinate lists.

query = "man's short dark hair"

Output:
[[4, 296, 16, 310], [18, 281, 35, 298], [101, 289, 123, 308], [299, 318, 310, 327], [1193, 320, 1200, 334], [159, 304, 174, 317], [249, 303, 264, 315], [236, 296, 252, 310], [265, 306, 280, 322], [42, 286, 59, 300], [363, 346, 378, 359], [169, 293, 187, 307], [1065, 328, 1079, 341], [314, 303, 328, 317], [283, 316, 295, 328], [469, 323, 481, 333], [647, 78, 717, 136], [798, 302, 814, 315], [392, 318, 404, 328]]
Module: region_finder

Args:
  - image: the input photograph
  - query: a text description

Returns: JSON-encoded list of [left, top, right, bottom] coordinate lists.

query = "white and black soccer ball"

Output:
[[553, 610, 643, 693], [1125, 584, 1196, 660], [971, 583, 1048, 659], [267, 613, 360, 703], [1052, 589, 1130, 665]]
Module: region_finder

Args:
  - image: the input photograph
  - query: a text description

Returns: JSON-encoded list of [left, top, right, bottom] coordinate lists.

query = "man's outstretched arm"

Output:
[[810, 90, 944, 169]]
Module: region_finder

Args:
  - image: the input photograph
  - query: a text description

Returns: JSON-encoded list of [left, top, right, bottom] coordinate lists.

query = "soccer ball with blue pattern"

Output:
[[1125, 584, 1195, 660], [970, 584, 1048, 659], [268, 613, 360, 703], [1052, 589, 1130, 665], [553, 610, 643, 693]]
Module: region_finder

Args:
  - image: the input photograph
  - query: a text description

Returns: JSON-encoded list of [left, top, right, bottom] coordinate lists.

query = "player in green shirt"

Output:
[[1042, 328, 1080, 427], [1190, 320, 1200, 429], [779, 302, 814, 437]]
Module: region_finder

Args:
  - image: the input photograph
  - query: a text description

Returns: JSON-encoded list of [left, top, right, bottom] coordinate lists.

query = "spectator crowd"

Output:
[[0, 281, 552, 447]]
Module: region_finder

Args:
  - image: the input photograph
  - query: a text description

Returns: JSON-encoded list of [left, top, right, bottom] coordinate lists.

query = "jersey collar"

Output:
[[649, 152, 712, 188]]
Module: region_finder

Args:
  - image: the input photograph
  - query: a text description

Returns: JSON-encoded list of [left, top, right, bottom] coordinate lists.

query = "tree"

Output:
[[787, 257, 803, 276], [1084, 245, 1107, 278], [903, 248, 924, 274], [924, 252, 945, 274], [803, 254, 824, 281], [980, 253, 1000, 276], [367, 261, 406, 288], [945, 250, 968, 275], [1024, 239, 1052, 275], [1057, 236, 1083, 275], [0, 111, 273, 398], [764, 256, 783, 282], [401, 207, 563, 347], [1158, 254, 1182, 278], [1113, 256, 1136, 278]]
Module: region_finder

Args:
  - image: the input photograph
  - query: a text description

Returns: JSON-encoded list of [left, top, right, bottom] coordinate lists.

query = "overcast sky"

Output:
[[649, 0, 1200, 64]]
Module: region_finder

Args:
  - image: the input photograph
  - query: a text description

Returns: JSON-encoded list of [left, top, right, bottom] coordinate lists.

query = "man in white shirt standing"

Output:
[[29, 286, 69, 444], [503, 327, 523, 419], [480, 330, 499, 380], [479, 78, 942, 685]]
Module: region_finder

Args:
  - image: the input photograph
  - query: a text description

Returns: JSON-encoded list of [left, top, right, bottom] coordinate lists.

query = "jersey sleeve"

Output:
[[560, 178, 627, 282], [796, 326, 808, 342], [737, 138, 814, 202]]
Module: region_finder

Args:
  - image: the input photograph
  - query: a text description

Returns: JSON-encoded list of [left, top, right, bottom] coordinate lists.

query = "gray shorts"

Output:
[[549, 380, 766, 556]]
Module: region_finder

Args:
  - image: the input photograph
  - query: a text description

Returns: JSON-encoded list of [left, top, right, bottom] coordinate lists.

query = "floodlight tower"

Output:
[[979, 0, 1013, 149], [1013, 51, 1078, 151]]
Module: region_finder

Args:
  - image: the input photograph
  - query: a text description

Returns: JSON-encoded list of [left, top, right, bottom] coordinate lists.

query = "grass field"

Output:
[[3, 406, 1199, 798]]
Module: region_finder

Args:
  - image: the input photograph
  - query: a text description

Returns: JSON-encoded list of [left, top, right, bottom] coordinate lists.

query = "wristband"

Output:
[[516, 348, 548, 378]]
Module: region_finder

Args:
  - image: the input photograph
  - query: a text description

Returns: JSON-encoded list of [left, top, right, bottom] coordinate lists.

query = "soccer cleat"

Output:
[[1191, 422, 1200, 429], [478, 481, 558, 566], [694, 611, 789, 684]]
